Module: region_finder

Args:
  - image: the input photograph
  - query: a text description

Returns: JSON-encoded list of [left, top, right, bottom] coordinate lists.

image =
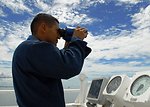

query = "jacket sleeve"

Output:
[[27, 40, 91, 79]]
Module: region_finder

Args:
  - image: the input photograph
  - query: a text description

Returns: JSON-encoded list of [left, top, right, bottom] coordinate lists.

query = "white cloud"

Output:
[[117, 0, 142, 4], [131, 5, 150, 29], [128, 61, 142, 66], [83, 59, 150, 74], [0, 27, 6, 38], [53, 0, 80, 5], [53, 0, 105, 5], [0, 20, 31, 61], [80, 0, 105, 7], [33, 0, 50, 11], [85, 31, 150, 61], [0, 42, 11, 61], [45, 2, 95, 25], [0, 0, 32, 13]]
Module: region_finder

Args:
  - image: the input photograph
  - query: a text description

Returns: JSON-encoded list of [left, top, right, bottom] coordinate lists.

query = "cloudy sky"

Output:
[[0, 0, 150, 78]]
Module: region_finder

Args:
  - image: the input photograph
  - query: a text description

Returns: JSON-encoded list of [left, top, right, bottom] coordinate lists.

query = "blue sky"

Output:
[[0, 0, 150, 77]]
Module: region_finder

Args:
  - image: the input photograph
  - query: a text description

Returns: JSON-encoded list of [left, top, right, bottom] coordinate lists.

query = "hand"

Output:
[[72, 26, 88, 40]]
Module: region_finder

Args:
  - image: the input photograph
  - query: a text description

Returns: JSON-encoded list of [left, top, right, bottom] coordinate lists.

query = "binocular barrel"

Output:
[[58, 28, 74, 37]]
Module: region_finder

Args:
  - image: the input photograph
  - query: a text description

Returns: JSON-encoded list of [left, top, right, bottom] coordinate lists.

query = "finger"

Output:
[[84, 32, 88, 38], [80, 28, 88, 33], [83, 28, 88, 33], [76, 27, 82, 31], [76, 26, 81, 28], [76, 27, 81, 31], [79, 27, 88, 33]]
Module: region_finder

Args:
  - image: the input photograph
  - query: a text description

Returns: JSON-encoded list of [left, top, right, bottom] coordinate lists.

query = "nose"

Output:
[[56, 34, 60, 39], [57, 29, 61, 39], [57, 33, 61, 39]]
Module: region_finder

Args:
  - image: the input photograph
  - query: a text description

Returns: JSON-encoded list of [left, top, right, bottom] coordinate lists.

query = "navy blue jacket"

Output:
[[12, 35, 91, 107]]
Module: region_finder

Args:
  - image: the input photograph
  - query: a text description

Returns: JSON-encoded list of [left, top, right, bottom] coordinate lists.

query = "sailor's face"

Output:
[[44, 22, 60, 46]]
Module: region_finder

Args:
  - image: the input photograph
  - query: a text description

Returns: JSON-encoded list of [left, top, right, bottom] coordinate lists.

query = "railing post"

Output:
[[74, 73, 88, 107]]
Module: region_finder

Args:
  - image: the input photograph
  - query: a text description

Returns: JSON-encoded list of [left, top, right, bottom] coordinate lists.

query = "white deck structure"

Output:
[[1, 71, 150, 107]]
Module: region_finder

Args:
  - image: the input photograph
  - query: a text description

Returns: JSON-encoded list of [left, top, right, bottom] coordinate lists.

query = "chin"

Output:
[[54, 43, 57, 46], [48, 41, 57, 46]]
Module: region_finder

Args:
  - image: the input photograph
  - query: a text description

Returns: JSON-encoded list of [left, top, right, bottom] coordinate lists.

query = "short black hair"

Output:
[[30, 13, 59, 35]]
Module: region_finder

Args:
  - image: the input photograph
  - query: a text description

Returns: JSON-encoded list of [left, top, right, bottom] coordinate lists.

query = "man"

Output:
[[12, 13, 91, 107]]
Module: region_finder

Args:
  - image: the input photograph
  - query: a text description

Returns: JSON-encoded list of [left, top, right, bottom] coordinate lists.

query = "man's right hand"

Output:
[[72, 26, 88, 40]]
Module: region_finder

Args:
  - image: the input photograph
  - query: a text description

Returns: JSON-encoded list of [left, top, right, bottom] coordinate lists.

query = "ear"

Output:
[[40, 23, 47, 33]]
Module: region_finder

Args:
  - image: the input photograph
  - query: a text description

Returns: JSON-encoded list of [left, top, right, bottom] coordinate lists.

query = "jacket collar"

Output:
[[27, 35, 40, 42]]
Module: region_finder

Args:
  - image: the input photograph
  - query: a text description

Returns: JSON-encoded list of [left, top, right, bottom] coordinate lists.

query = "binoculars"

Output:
[[58, 27, 74, 37], [58, 27, 75, 42], [58, 27, 88, 42]]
